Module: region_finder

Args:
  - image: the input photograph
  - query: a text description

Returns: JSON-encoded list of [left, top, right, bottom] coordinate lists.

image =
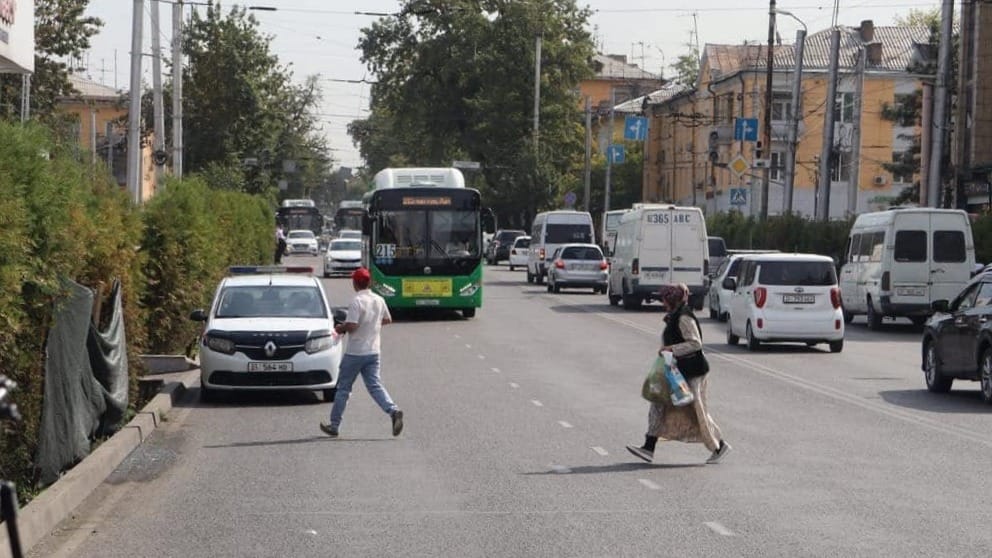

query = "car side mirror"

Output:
[[189, 309, 208, 322], [332, 308, 348, 325], [722, 277, 737, 291], [482, 208, 497, 235], [931, 300, 950, 313]]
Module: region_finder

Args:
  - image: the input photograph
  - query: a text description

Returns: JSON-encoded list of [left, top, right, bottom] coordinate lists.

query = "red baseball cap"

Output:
[[352, 267, 371, 282]]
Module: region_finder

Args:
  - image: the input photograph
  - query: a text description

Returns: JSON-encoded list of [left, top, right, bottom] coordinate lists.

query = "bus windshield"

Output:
[[376, 210, 480, 260]]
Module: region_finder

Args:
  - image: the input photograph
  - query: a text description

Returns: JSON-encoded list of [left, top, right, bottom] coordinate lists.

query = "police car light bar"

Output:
[[228, 265, 314, 275]]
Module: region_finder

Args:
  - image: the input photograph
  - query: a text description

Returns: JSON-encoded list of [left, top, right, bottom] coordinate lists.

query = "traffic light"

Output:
[[708, 131, 719, 163], [755, 140, 763, 161]]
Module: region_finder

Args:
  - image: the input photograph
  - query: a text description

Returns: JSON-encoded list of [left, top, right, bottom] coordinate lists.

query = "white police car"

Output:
[[190, 266, 345, 402]]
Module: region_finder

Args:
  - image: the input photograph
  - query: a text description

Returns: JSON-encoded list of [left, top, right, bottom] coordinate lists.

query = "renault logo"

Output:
[[264, 341, 277, 357]]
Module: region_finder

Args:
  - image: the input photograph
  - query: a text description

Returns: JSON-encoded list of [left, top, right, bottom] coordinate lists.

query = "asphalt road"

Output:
[[29, 256, 992, 557]]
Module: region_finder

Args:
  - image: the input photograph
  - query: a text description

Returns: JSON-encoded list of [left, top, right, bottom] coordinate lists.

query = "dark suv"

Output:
[[921, 272, 992, 404], [486, 229, 526, 265]]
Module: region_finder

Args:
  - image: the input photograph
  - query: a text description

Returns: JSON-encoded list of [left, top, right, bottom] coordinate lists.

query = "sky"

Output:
[[78, 0, 943, 170]]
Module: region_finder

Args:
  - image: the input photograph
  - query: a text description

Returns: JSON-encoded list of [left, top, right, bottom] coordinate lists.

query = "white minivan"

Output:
[[725, 253, 845, 352], [526, 211, 595, 284], [839, 208, 975, 329], [607, 204, 709, 310]]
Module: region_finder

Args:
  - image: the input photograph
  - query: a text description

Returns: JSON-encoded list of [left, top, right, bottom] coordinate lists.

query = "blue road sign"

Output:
[[730, 188, 747, 206], [608, 144, 625, 164], [623, 116, 649, 141], [734, 118, 759, 142], [564, 191, 577, 207]]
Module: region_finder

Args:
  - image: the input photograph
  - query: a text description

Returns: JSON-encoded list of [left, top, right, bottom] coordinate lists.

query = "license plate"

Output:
[[402, 278, 453, 297], [415, 299, 440, 306], [782, 294, 815, 304], [896, 286, 926, 297], [248, 362, 292, 372]]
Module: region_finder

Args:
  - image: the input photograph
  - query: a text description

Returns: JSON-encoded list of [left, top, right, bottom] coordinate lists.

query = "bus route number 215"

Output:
[[374, 243, 396, 259]]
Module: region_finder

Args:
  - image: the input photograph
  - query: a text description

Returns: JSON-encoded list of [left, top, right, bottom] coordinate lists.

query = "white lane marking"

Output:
[[454, 334, 461, 339], [509, 382, 520, 389], [478, 355, 486, 360], [638, 479, 660, 490], [551, 296, 992, 449], [551, 465, 572, 474], [704, 522, 735, 536], [465, 344, 472, 349], [557, 421, 573, 428], [591, 446, 609, 456], [531, 399, 544, 407], [304, 529, 318, 536], [491, 367, 501, 373]]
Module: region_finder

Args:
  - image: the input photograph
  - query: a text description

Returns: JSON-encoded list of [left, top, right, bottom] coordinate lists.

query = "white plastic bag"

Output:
[[662, 351, 695, 407]]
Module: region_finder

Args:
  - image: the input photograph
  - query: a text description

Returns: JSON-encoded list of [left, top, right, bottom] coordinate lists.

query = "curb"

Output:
[[0, 368, 199, 558]]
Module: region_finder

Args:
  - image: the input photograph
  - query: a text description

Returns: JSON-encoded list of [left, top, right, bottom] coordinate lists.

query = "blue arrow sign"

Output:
[[734, 118, 759, 142], [730, 188, 748, 206], [608, 144, 625, 164], [623, 116, 648, 141]]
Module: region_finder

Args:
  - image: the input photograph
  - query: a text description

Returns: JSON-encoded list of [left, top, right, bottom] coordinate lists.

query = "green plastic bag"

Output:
[[641, 356, 670, 403]]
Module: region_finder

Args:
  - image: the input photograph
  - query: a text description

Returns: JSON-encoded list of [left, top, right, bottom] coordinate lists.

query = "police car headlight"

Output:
[[305, 334, 333, 354], [459, 282, 479, 297], [373, 282, 396, 297], [205, 335, 235, 355]]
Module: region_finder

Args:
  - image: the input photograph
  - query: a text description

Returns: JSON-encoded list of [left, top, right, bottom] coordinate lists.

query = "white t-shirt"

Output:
[[344, 289, 391, 355]]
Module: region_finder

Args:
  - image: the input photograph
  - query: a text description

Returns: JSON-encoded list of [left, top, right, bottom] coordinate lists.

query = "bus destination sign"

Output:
[[402, 196, 452, 207]]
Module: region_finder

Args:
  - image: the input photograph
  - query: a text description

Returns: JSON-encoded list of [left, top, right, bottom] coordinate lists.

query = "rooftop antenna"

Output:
[[831, 0, 840, 27]]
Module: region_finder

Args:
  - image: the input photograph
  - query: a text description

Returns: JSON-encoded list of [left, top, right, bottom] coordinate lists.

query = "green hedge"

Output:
[[707, 212, 854, 262]]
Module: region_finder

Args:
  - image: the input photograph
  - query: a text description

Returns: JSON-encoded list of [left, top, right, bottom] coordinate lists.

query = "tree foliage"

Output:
[[0, 0, 103, 122], [349, 0, 596, 224], [671, 48, 700, 87]]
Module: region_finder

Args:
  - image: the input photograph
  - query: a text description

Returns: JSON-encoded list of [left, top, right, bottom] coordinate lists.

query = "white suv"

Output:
[[724, 254, 845, 353], [190, 266, 345, 402]]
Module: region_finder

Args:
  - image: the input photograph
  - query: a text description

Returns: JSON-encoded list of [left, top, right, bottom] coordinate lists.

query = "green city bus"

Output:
[[363, 168, 492, 318]]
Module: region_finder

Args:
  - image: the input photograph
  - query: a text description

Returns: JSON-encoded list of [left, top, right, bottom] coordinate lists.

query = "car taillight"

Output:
[[539, 248, 546, 260], [830, 287, 842, 309], [754, 287, 767, 308], [881, 271, 891, 291], [555, 260, 565, 269], [704, 260, 709, 277], [632, 258, 640, 275], [600, 260, 609, 270]]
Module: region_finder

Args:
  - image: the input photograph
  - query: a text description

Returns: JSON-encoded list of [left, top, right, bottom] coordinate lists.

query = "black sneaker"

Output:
[[391, 410, 404, 436], [626, 445, 654, 463], [706, 441, 732, 464], [319, 421, 338, 437]]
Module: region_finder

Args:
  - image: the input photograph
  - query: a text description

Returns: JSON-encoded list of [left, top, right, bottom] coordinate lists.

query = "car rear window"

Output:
[[331, 241, 362, 251], [757, 261, 837, 286], [546, 224, 592, 244], [933, 230, 966, 263], [894, 230, 927, 262], [561, 246, 602, 260], [708, 238, 727, 257], [515, 238, 531, 248], [498, 231, 524, 241]]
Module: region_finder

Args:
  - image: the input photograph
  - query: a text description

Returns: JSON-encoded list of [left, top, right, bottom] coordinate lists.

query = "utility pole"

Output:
[[760, 0, 776, 220], [604, 87, 616, 213], [848, 46, 866, 216], [151, 0, 166, 185], [816, 28, 841, 221], [927, 0, 954, 208], [583, 96, 592, 211], [533, 33, 542, 156], [920, 82, 933, 206], [172, 0, 184, 178], [126, 0, 144, 204], [783, 28, 806, 214]]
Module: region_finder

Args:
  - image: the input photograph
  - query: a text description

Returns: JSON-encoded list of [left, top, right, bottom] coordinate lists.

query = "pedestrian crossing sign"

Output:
[[730, 188, 747, 206]]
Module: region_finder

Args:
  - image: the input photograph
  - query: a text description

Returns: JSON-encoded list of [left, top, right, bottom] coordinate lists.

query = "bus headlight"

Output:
[[459, 282, 480, 297], [373, 282, 396, 297]]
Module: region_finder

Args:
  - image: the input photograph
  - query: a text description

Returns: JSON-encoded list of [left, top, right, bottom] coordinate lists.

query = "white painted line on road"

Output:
[[509, 382, 520, 389], [478, 354, 486, 360], [638, 479, 660, 490], [465, 344, 472, 349], [304, 529, 318, 536], [491, 367, 501, 373], [557, 421, 573, 428], [704, 522, 735, 536], [551, 465, 572, 474], [591, 446, 609, 456], [531, 399, 544, 407], [454, 334, 461, 339]]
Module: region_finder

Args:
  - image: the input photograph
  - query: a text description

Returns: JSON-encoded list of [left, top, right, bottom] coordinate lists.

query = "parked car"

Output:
[[324, 239, 363, 277], [708, 236, 728, 277], [527, 211, 595, 284], [708, 252, 778, 321], [508, 236, 531, 271], [724, 254, 845, 352], [287, 230, 319, 255], [486, 229, 526, 265], [189, 265, 346, 402], [546, 243, 608, 294], [920, 272, 992, 403], [840, 208, 975, 329]]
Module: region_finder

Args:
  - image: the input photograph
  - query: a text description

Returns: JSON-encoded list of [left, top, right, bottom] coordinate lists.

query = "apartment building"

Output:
[[956, 0, 992, 212]]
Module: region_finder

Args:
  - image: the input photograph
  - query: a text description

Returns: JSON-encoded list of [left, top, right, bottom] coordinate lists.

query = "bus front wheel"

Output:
[[462, 308, 476, 318]]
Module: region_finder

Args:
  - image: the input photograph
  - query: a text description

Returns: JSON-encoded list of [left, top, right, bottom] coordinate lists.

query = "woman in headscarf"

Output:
[[627, 283, 732, 464]]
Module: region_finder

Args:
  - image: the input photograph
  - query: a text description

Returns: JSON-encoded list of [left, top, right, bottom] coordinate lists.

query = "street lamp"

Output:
[[773, 8, 807, 214]]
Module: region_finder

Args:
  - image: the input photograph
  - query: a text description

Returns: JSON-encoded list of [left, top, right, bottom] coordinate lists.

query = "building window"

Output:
[[891, 151, 913, 184], [770, 151, 785, 181], [771, 92, 792, 122], [834, 92, 855, 123], [831, 151, 851, 182], [725, 95, 735, 124]]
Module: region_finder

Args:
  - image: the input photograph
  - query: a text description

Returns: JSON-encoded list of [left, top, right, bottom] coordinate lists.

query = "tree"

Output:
[[894, 8, 940, 28], [671, 48, 699, 87], [179, 3, 332, 197], [0, 0, 102, 123], [349, 0, 596, 223]]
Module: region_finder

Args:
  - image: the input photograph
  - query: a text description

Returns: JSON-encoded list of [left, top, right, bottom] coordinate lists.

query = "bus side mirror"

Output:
[[482, 208, 496, 234], [362, 212, 371, 236]]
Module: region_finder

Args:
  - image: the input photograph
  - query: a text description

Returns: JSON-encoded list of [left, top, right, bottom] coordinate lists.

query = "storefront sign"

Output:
[[0, 0, 34, 74]]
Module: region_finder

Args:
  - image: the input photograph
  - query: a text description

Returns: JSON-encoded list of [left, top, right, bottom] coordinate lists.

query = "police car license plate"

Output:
[[782, 294, 815, 304], [248, 362, 293, 372]]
